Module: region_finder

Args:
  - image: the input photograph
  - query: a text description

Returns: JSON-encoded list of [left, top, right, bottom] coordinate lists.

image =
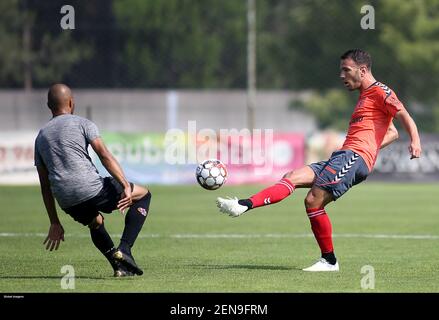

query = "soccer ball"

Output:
[[195, 159, 228, 190]]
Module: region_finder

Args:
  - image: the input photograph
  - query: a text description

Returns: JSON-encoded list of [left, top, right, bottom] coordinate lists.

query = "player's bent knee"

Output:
[[141, 187, 149, 197], [304, 190, 332, 209], [132, 184, 149, 201], [88, 214, 103, 229], [304, 194, 317, 209], [304, 196, 310, 209]]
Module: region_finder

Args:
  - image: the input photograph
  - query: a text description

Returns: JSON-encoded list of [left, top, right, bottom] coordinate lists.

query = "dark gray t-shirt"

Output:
[[34, 114, 104, 208]]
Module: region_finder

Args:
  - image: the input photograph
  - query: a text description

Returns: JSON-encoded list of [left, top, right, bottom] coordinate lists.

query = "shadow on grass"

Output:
[[189, 264, 302, 271]]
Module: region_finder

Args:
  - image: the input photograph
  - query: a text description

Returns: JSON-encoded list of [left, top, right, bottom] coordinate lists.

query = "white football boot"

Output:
[[216, 197, 249, 217], [302, 258, 339, 272]]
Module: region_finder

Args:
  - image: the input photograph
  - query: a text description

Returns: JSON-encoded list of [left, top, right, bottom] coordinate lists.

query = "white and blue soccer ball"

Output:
[[195, 159, 228, 190]]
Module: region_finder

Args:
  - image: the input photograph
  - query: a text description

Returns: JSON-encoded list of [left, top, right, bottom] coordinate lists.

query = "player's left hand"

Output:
[[409, 141, 422, 159], [118, 185, 133, 214]]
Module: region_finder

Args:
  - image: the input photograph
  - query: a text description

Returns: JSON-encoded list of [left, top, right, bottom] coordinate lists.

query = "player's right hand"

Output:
[[44, 223, 65, 251], [118, 185, 133, 214], [409, 141, 422, 159]]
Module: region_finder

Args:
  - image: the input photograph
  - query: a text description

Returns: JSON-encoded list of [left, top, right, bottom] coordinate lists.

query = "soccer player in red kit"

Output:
[[217, 49, 422, 271]]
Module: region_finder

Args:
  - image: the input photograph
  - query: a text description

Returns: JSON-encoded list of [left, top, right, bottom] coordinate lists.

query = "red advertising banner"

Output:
[[0, 131, 306, 185], [220, 133, 305, 184]]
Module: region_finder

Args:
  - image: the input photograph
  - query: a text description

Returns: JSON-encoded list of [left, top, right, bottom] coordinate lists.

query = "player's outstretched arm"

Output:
[[380, 121, 399, 149], [90, 137, 132, 212], [395, 108, 422, 159], [37, 165, 64, 251]]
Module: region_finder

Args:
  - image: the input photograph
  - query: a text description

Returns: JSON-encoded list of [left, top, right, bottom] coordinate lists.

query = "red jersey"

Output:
[[341, 82, 403, 171]]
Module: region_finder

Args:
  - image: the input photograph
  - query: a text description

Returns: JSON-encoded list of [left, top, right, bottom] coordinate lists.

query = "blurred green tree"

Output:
[[378, 0, 439, 131], [113, 0, 247, 88], [0, 1, 23, 87], [266, 0, 439, 132], [0, 0, 90, 89], [290, 89, 356, 131], [1, 0, 439, 131]]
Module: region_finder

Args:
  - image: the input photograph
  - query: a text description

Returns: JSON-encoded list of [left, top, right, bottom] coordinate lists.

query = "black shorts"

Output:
[[63, 177, 134, 226]]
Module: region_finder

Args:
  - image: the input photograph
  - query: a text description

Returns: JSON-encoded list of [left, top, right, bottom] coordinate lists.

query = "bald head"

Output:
[[47, 84, 74, 114]]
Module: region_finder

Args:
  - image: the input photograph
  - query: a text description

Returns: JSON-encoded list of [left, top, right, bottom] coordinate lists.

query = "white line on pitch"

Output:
[[0, 232, 439, 240]]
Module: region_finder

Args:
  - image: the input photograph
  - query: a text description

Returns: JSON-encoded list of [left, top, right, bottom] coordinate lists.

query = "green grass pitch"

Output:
[[0, 183, 438, 293]]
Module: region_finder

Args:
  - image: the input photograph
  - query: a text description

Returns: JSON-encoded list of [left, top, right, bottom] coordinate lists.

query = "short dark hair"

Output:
[[340, 49, 372, 70]]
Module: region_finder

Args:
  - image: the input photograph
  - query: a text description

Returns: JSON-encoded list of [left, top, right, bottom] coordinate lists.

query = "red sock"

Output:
[[249, 178, 295, 208], [306, 208, 333, 254]]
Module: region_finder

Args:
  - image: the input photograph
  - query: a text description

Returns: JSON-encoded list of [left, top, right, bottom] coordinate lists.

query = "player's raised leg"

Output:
[[216, 166, 315, 217], [113, 184, 151, 276]]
